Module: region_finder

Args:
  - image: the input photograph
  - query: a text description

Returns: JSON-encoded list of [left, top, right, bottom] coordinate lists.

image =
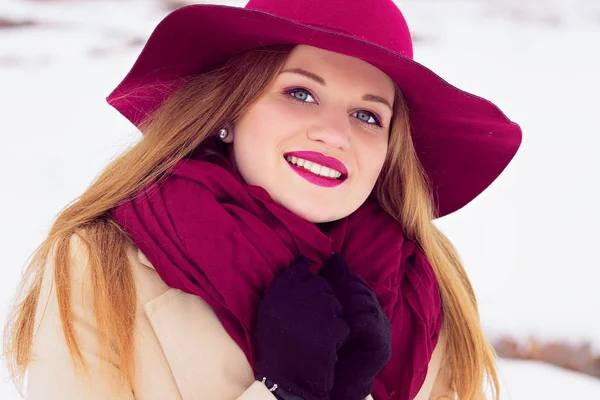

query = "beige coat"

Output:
[[27, 233, 445, 399]]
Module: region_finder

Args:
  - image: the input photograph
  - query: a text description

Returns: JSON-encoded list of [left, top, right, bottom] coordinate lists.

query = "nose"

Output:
[[306, 111, 351, 151]]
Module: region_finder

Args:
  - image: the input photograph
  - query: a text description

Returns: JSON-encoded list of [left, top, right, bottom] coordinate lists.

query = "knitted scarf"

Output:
[[110, 150, 443, 400]]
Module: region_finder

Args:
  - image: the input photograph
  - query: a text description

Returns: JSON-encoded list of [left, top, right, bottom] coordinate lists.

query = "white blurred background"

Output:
[[1, 0, 599, 398]]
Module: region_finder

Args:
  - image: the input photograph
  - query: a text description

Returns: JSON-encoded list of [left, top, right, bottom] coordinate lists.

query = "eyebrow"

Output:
[[280, 68, 393, 111]]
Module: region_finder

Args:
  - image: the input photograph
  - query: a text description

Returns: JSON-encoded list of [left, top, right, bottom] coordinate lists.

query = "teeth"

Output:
[[285, 156, 343, 179]]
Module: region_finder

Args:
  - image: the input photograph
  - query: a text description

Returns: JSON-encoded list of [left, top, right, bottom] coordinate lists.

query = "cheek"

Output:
[[232, 101, 301, 181], [238, 100, 301, 144], [358, 137, 388, 182]]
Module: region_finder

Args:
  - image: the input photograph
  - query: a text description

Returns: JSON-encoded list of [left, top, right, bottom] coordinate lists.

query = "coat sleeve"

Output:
[[236, 381, 277, 399], [26, 233, 135, 400], [236, 382, 371, 399]]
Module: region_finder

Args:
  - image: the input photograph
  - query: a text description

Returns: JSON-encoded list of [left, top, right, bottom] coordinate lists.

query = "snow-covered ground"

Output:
[[1, 0, 599, 398]]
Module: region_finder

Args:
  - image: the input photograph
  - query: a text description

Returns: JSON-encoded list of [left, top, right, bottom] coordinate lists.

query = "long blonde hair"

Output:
[[3, 44, 499, 399]]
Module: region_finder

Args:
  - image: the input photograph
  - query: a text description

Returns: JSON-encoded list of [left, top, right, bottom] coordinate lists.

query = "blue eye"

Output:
[[352, 110, 382, 127], [284, 88, 383, 128], [286, 88, 316, 103]]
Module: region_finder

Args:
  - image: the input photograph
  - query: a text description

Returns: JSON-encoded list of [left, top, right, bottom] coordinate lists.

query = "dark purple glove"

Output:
[[319, 253, 392, 400], [253, 257, 350, 400]]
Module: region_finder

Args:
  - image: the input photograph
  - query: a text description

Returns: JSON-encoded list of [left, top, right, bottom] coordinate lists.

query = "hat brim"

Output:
[[107, 4, 522, 219]]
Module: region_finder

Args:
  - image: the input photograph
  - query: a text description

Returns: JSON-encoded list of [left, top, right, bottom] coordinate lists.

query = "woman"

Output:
[[3, 0, 522, 399]]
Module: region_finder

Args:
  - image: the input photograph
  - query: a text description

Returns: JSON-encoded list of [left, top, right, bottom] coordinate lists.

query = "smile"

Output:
[[284, 151, 348, 188], [286, 156, 343, 178]]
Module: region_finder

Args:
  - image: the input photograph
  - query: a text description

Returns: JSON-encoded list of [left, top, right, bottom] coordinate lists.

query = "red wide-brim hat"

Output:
[[106, 0, 522, 219]]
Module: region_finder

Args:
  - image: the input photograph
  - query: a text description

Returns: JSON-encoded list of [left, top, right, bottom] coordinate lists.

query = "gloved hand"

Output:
[[253, 256, 350, 400], [319, 252, 392, 400]]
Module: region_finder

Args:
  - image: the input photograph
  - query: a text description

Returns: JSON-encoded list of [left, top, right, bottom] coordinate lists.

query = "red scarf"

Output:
[[111, 151, 443, 400]]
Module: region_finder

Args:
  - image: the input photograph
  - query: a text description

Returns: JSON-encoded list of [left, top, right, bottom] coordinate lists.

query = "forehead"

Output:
[[283, 45, 395, 97]]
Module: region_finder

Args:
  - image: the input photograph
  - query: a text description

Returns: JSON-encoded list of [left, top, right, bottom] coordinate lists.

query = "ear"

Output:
[[217, 126, 233, 144], [219, 127, 234, 144]]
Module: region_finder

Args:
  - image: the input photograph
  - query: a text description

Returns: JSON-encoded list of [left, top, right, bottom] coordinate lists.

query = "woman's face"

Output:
[[228, 45, 395, 223]]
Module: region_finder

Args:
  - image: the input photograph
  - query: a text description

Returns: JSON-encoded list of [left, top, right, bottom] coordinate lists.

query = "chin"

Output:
[[284, 202, 348, 224], [270, 188, 362, 223]]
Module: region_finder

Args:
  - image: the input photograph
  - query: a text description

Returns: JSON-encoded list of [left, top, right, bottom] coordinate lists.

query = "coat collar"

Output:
[[139, 250, 256, 399]]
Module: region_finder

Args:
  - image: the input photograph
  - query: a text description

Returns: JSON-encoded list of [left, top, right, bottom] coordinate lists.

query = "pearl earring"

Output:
[[218, 128, 228, 139]]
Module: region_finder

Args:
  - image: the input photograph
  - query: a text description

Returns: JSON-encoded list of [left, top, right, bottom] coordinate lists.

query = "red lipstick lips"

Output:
[[285, 151, 348, 176], [284, 151, 348, 188]]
